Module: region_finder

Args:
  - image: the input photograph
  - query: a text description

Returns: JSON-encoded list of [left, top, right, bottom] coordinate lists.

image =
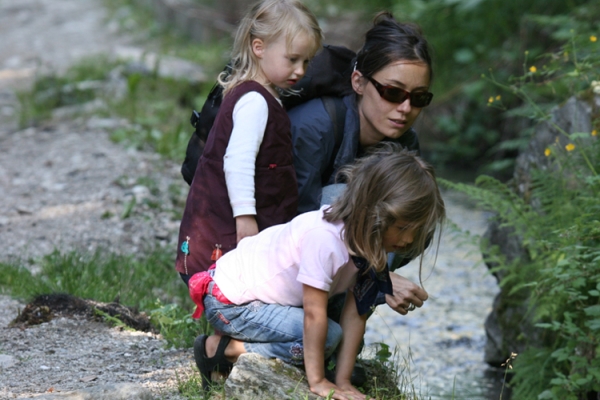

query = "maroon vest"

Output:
[[176, 81, 298, 276]]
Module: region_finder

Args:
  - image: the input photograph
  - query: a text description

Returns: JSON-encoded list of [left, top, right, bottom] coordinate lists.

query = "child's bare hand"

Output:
[[335, 379, 373, 400], [235, 215, 258, 243], [386, 272, 428, 315], [310, 378, 370, 400]]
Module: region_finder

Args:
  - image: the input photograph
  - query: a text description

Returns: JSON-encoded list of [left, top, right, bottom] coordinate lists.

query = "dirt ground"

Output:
[[0, 1, 193, 398]]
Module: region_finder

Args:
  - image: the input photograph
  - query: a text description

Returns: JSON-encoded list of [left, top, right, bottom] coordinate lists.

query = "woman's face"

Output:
[[352, 61, 431, 146]]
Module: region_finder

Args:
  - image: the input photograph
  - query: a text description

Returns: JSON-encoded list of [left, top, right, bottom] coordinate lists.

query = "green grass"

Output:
[[0, 247, 205, 350], [0, 248, 185, 309]]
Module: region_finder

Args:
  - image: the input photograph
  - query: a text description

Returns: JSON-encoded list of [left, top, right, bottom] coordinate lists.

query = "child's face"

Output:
[[252, 32, 314, 91], [382, 220, 418, 253]]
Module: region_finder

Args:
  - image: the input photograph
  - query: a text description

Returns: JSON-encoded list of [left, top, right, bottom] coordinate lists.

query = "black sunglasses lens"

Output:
[[368, 76, 432, 107], [411, 92, 433, 108], [382, 87, 410, 104]]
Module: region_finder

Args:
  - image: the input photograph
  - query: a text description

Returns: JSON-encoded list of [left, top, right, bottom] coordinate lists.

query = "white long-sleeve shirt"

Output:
[[223, 91, 274, 217]]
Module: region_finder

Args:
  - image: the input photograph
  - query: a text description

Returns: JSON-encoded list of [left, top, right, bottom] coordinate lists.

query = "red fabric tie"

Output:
[[189, 265, 233, 319]]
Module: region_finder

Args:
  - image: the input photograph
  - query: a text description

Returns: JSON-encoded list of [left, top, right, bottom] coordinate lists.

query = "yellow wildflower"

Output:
[[495, 95, 501, 101], [592, 130, 597, 137], [544, 148, 551, 157], [488, 97, 494, 103], [565, 143, 575, 152], [529, 66, 537, 73], [591, 35, 597, 42]]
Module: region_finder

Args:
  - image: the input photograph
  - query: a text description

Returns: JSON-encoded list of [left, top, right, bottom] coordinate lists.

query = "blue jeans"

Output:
[[203, 292, 343, 366]]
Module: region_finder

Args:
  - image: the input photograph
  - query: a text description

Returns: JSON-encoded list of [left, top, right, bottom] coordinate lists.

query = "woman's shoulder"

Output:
[[287, 97, 329, 122]]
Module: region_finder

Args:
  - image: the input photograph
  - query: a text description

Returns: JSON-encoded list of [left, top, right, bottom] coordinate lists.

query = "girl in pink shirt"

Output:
[[189, 143, 446, 399]]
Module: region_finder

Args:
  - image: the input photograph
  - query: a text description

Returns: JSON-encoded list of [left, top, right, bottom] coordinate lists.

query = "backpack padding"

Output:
[[282, 44, 355, 110], [181, 80, 225, 185], [321, 96, 347, 186]]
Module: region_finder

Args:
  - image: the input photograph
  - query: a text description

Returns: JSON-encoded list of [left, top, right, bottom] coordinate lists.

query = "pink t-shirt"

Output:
[[213, 207, 358, 306]]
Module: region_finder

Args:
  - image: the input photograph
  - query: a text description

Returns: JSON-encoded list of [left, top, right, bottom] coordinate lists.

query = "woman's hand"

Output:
[[235, 215, 258, 243], [310, 378, 371, 400], [385, 272, 428, 315]]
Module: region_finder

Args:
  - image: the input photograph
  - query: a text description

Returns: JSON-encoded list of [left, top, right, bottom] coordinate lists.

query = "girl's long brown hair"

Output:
[[324, 143, 446, 275]]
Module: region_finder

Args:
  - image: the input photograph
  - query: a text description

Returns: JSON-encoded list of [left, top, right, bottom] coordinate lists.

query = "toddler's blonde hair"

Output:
[[219, 0, 322, 95]]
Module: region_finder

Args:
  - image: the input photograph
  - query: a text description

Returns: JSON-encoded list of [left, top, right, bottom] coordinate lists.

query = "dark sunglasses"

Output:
[[364, 76, 433, 108]]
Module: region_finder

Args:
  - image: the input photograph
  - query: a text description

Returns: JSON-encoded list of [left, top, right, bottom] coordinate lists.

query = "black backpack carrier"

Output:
[[180, 45, 356, 186]]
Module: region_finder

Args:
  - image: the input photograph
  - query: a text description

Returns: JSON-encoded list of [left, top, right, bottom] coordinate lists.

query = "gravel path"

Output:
[[0, 1, 500, 399], [0, 1, 191, 399]]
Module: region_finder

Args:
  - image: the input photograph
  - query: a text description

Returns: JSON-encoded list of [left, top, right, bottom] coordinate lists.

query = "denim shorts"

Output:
[[203, 293, 343, 365]]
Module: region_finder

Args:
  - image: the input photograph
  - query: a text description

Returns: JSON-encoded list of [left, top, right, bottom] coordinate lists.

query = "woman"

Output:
[[289, 12, 433, 214], [289, 14, 434, 354]]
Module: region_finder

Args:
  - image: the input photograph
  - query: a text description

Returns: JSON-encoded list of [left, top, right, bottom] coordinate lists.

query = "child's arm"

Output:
[[224, 92, 267, 242], [302, 284, 332, 390], [303, 285, 370, 400], [335, 289, 369, 395], [235, 215, 258, 243]]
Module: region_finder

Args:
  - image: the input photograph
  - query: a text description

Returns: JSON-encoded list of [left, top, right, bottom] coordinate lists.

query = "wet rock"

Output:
[[225, 353, 320, 400], [482, 95, 599, 365]]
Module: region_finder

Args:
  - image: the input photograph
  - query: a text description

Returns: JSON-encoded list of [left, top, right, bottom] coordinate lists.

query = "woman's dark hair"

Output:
[[355, 12, 433, 81]]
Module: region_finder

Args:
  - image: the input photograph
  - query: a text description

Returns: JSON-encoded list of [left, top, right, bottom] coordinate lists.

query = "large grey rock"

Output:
[[513, 96, 594, 201], [225, 353, 320, 400], [20, 383, 153, 400], [483, 95, 598, 365]]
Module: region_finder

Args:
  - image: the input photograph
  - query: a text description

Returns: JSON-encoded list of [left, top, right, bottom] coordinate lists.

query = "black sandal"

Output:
[[193, 334, 234, 390]]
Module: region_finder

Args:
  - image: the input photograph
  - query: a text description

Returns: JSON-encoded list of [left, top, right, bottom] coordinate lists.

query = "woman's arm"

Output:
[[289, 99, 336, 213], [335, 289, 368, 394]]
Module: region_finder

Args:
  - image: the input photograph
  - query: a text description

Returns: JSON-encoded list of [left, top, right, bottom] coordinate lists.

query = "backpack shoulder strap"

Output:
[[321, 96, 347, 186]]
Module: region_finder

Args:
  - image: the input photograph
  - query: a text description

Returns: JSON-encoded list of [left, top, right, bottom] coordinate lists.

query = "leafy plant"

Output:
[[440, 26, 599, 399], [149, 301, 211, 349]]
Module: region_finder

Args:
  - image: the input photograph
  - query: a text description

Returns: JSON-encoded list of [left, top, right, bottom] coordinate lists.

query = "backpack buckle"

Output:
[[190, 110, 201, 128]]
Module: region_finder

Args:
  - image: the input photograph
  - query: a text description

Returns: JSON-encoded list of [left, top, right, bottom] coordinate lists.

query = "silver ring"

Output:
[[407, 303, 416, 312]]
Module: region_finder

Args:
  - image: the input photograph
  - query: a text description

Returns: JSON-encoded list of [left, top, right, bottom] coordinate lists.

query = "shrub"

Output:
[[441, 28, 599, 399]]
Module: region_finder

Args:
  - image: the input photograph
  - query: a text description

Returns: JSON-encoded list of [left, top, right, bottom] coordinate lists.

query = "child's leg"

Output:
[[204, 295, 343, 365]]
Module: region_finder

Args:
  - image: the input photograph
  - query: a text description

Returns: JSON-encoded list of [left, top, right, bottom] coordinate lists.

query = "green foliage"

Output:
[[94, 307, 136, 331], [16, 54, 211, 161], [0, 248, 201, 348], [0, 249, 187, 309], [440, 23, 599, 399], [17, 56, 117, 126], [150, 301, 211, 349], [103, 0, 230, 73]]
